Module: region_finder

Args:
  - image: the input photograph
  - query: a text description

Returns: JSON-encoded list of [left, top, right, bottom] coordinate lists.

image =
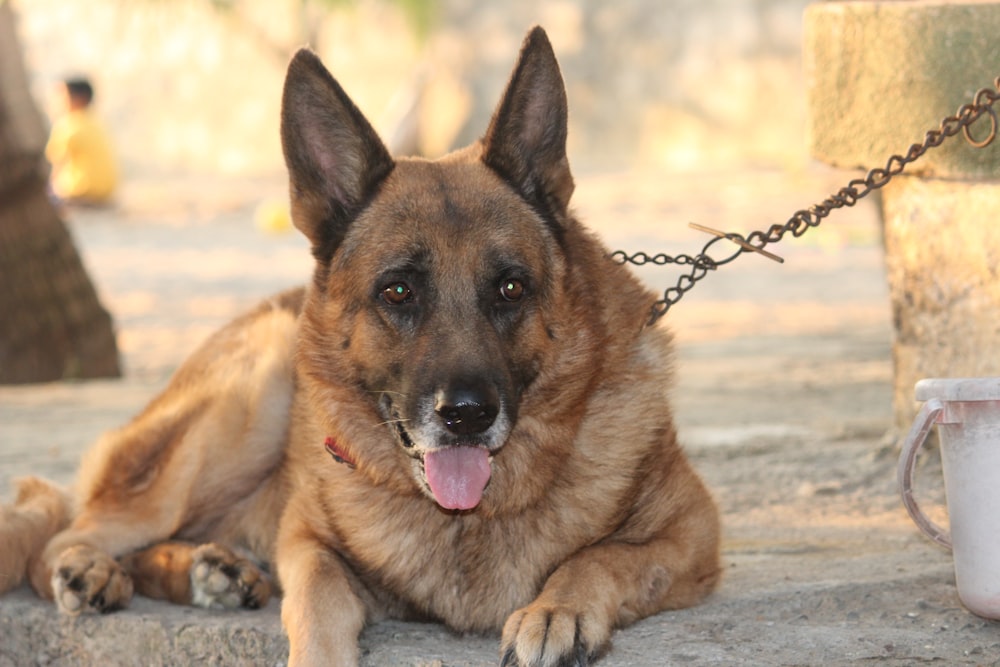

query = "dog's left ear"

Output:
[[281, 49, 394, 259], [482, 27, 575, 220]]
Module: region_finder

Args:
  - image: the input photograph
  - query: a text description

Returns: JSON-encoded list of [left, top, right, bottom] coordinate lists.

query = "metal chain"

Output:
[[612, 76, 1000, 327]]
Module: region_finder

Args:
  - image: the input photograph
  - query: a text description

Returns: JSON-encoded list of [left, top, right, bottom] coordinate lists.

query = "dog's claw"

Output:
[[499, 647, 517, 667], [498, 642, 591, 667]]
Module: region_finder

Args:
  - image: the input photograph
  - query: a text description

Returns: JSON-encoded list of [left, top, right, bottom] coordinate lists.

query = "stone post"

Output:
[[804, 0, 1000, 435]]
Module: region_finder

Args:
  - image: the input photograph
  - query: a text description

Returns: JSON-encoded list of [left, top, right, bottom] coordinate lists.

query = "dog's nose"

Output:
[[434, 381, 499, 436]]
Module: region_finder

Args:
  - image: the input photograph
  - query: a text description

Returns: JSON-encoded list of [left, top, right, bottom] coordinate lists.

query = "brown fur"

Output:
[[0, 477, 71, 595], [0, 28, 720, 666]]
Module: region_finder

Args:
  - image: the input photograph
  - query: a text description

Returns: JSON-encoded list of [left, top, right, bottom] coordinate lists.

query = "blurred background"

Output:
[[14, 0, 811, 180]]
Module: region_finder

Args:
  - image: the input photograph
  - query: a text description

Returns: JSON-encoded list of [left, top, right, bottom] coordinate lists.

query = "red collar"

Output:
[[324, 437, 356, 469]]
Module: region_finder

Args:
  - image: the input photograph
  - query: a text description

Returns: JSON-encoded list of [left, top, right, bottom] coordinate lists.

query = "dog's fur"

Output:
[[0, 28, 720, 666]]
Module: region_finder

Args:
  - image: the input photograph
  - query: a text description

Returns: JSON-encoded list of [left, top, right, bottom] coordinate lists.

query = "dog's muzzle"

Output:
[[381, 379, 510, 511]]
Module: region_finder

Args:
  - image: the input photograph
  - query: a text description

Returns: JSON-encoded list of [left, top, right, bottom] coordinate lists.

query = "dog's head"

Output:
[[281, 28, 616, 512]]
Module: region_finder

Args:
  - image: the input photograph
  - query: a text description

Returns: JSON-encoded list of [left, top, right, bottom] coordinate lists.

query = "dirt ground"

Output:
[[1, 167, 997, 666]]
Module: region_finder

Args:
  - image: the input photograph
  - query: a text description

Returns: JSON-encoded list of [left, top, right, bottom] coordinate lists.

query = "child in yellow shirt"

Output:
[[45, 78, 118, 205]]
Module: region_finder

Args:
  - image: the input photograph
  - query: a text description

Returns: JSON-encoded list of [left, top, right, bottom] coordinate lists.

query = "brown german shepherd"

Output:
[[0, 27, 720, 666]]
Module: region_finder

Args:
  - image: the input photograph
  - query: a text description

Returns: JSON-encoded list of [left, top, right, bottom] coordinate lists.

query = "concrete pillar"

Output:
[[804, 1, 1000, 434]]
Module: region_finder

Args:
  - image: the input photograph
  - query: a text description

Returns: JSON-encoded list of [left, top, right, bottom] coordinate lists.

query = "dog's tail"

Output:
[[0, 477, 72, 595]]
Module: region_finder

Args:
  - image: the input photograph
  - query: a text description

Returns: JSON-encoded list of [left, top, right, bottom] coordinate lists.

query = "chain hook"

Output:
[[963, 105, 998, 149]]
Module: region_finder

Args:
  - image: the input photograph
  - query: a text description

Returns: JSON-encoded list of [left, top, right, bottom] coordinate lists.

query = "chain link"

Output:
[[613, 76, 1000, 327]]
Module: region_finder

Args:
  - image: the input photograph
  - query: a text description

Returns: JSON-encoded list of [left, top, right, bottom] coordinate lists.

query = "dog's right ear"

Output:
[[281, 49, 394, 260]]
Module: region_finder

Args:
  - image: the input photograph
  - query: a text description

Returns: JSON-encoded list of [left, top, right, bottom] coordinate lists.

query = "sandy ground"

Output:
[[1, 167, 997, 666]]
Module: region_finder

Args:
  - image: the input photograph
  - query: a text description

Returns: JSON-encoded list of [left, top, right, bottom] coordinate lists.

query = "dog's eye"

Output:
[[499, 279, 525, 302], [382, 282, 413, 305]]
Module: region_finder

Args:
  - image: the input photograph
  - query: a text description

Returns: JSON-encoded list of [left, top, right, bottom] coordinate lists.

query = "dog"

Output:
[[0, 27, 721, 666]]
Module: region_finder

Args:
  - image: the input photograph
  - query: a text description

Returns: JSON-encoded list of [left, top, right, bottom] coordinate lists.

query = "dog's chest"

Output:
[[342, 499, 578, 630]]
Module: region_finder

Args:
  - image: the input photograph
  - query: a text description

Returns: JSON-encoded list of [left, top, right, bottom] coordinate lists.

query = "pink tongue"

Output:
[[424, 447, 491, 510]]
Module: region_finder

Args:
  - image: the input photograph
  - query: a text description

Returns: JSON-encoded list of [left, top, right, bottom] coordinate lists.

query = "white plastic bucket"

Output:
[[898, 377, 1000, 619]]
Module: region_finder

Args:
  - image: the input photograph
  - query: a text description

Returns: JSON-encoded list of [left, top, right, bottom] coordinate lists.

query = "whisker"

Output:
[[375, 417, 411, 428], [368, 389, 408, 398]]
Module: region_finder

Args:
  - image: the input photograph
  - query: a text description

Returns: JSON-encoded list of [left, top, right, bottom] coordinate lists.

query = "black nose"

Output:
[[434, 380, 500, 436]]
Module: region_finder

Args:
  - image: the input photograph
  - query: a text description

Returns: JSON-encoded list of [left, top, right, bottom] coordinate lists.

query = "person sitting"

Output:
[[45, 77, 118, 205]]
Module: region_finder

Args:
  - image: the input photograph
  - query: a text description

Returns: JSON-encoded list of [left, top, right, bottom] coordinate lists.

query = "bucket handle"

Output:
[[897, 397, 951, 549]]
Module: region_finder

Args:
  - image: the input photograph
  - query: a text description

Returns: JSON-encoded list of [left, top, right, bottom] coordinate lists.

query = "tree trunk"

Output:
[[0, 2, 121, 383]]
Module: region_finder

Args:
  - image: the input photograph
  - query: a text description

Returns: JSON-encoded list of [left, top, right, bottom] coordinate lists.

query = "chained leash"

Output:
[[612, 77, 1000, 327]]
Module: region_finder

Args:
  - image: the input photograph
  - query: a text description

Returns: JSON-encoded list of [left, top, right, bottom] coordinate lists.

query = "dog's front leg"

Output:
[[277, 508, 367, 667], [499, 532, 720, 666]]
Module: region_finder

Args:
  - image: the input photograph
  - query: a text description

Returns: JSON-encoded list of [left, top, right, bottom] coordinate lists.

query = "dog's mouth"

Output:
[[388, 410, 495, 511], [391, 418, 417, 450]]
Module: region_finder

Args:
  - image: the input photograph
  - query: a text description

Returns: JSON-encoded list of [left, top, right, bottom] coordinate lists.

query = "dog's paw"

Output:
[[499, 603, 609, 667], [51, 545, 133, 616], [190, 543, 271, 610]]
